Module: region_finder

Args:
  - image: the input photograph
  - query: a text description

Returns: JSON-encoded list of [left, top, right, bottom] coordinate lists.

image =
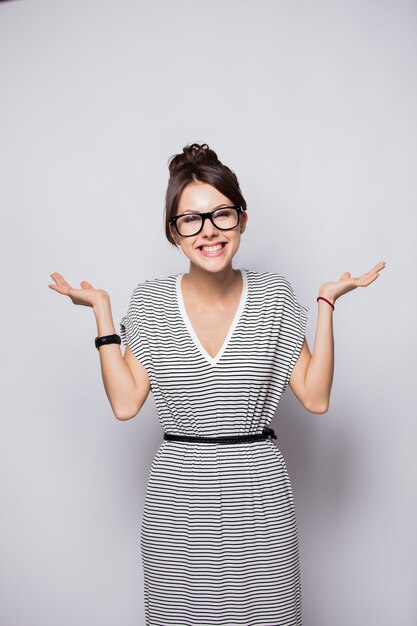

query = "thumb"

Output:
[[80, 281, 94, 289], [340, 272, 351, 280]]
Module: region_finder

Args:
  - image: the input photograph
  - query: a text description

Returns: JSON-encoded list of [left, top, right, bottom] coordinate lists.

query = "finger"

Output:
[[50, 272, 65, 286], [50, 275, 74, 295], [356, 265, 382, 282], [366, 274, 380, 285], [48, 284, 70, 295], [356, 272, 380, 287], [367, 261, 386, 275], [51, 272, 66, 282], [80, 281, 94, 289], [52, 273, 73, 290]]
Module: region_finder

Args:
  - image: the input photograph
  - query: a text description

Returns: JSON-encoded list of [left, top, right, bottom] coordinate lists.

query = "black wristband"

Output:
[[95, 334, 121, 350]]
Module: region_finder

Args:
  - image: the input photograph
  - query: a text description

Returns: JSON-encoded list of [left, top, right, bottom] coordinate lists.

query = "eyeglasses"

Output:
[[170, 205, 247, 237]]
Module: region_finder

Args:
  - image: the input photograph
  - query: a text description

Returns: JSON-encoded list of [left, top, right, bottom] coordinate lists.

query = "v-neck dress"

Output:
[[120, 268, 309, 626]]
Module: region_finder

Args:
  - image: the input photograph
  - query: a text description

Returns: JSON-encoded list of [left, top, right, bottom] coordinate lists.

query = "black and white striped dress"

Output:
[[120, 268, 309, 626]]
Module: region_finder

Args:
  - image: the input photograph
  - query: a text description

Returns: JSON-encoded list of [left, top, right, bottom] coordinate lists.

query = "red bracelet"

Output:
[[317, 296, 335, 310]]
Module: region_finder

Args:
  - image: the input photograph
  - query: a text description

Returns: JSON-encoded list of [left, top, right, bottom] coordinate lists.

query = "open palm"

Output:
[[320, 260, 386, 304], [48, 272, 109, 308]]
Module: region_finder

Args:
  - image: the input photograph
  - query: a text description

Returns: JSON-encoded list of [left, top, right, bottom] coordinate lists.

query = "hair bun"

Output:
[[168, 143, 220, 175]]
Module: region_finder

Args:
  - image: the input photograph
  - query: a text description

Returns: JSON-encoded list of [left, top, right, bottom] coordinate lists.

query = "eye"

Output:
[[182, 214, 200, 223]]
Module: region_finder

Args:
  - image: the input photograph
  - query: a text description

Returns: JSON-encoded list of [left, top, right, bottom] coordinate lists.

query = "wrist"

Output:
[[318, 289, 335, 305], [93, 297, 115, 335], [93, 294, 112, 315]]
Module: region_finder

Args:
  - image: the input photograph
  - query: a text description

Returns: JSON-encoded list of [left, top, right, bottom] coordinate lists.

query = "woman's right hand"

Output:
[[48, 272, 110, 309]]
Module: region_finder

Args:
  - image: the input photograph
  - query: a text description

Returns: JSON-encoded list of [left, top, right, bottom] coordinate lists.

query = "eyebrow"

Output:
[[177, 204, 229, 216]]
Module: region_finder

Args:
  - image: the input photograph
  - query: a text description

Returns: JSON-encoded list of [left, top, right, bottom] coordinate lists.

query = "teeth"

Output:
[[201, 243, 224, 252]]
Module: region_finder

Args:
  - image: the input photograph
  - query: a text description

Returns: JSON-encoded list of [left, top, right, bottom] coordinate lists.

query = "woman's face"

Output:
[[170, 182, 248, 273]]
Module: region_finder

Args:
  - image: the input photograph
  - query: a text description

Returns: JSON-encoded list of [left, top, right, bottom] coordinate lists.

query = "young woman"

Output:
[[49, 143, 385, 625]]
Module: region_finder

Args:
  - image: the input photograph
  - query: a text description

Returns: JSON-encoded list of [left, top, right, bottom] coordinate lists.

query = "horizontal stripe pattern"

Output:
[[120, 269, 309, 625]]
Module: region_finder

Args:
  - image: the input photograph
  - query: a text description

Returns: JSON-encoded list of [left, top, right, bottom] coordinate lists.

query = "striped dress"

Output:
[[120, 268, 309, 626]]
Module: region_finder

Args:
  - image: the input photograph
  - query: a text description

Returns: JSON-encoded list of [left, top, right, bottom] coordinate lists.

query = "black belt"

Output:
[[163, 426, 277, 444]]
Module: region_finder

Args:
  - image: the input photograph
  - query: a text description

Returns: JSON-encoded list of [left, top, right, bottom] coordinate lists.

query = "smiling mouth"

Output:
[[198, 243, 226, 251]]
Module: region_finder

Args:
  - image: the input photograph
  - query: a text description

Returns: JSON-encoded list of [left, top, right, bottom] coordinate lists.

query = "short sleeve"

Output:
[[120, 285, 152, 378], [279, 279, 310, 388]]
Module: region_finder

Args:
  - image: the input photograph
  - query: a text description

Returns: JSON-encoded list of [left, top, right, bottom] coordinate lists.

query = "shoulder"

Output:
[[133, 272, 176, 291], [246, 270, 309, 325], [245, 269, 293, 295], [127, 273, 178, 304]]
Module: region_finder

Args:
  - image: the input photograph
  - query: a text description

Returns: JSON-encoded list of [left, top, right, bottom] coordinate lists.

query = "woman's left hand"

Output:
[[319, 260, 386, 305]]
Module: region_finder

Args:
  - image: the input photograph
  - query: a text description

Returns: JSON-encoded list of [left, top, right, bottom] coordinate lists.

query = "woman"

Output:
[[49, 143, 385, 625]]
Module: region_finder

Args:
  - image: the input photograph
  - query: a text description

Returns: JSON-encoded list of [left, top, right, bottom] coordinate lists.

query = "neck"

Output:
[[183, 264, 241, 302]]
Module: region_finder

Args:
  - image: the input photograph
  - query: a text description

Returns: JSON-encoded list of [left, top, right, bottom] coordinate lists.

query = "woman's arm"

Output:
[[289, 302, 334, 413], [93, 296, 151, 420], [49, 273, 150, 421], [289, 260, 386, 413]]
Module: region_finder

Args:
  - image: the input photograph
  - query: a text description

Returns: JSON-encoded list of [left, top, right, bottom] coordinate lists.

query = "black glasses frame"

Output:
[[170, 205, 247, 237]]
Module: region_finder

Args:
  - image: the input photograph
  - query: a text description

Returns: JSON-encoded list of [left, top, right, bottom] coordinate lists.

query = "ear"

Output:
[[240, 211, 248, 234], [169, 223, 181, 247]]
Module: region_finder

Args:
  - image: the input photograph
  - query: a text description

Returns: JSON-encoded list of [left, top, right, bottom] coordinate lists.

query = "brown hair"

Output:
[[164, 142, 247, 248]]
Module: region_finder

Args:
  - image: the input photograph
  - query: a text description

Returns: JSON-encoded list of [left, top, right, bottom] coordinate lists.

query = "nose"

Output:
[[201, 215, 218, 237]]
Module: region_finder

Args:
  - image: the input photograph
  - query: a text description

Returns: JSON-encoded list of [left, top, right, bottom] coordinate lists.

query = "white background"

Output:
[[1, 0, 416, 624]]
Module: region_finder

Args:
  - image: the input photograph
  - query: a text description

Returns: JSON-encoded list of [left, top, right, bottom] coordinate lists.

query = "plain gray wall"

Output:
[[1, 0, 416, 624]]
